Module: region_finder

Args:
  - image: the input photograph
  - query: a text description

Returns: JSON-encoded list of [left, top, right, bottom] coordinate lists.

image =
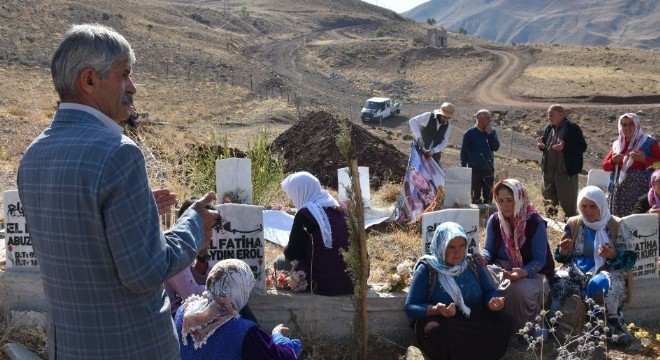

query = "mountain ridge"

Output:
[[404, 0, 660, 49]]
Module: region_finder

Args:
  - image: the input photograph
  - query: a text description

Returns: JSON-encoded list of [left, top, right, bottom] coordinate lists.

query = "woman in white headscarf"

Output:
[[405, 222, 511, 360], [176, 259, 301, 359], [603, 112, 660, 217], [550, 186, 637, 345], [275, 171, 353, 295]]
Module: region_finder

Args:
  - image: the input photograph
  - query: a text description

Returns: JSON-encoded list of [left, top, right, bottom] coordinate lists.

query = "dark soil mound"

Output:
[[272, 111, 408, 190]]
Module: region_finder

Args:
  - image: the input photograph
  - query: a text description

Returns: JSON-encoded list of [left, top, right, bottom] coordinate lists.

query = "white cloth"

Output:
[[577, 186, 612, 273], [281, 172, 339, 249]]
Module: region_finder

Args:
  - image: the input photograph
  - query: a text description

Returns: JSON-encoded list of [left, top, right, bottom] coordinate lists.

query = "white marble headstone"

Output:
[[3, 190, 38, 270], [443, 167, 472, 207], [216, 158, 252, 204], [587, 169, 611, 192], [622, 214, 658, 279], [337, 166, 371, 208], [209, 203, 265, 291], [420, 208, 480, 256]]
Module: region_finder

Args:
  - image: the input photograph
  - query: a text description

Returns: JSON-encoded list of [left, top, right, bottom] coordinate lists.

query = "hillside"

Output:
[[1, 0, 660, 194], [404, 0, 660, 49]]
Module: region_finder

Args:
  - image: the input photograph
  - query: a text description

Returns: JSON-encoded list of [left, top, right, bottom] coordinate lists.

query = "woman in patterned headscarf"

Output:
[[551, 186, 636, 345], [176, 259, 301, 359], [479, 179, 555, 333], [405, 222, 511, 360], [275, 171, 353, 295], [632, 168, 660, 222], [603, 113, 660, 217]]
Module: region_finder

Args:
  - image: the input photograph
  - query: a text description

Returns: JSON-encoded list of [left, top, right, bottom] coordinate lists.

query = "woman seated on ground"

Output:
[[405, 222, 512, 360], [478, 179, 555, 333], [603, 112, 660, 217], [632, 168, 660, 220], [176, 259, 301, 359], [165, 196, 256, 322], [275, 171, 354, 295], [550, 186, 637, 345]]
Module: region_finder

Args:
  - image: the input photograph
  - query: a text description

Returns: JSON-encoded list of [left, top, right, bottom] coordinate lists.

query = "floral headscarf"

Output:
[[612, 113, 649, 184], [493, 179, 537, 268], [281, 171, 339, 249], [180, 259, 255, 349], [577, 186, 612, 273], [417, 222, 471, 317], [648, 169, 660, 208]]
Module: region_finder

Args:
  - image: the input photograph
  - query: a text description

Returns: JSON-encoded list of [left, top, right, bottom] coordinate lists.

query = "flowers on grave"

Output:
[[269, 260, 308, 293], [382, 259, 415, 292]]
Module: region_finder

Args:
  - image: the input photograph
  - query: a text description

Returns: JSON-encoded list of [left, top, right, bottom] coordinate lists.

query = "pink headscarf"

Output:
[[649, 169, 660, 208], [494, 179, 537, 268], [612, 113, 649, 184]]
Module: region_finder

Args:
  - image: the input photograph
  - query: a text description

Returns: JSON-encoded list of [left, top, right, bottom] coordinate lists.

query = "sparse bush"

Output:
[[459, 27, 468, 35], [375, 29, 385, 38], [240, 6, 250, 19], [191, 13, 210, 26], [426, 18, 435, 25], [246, 130, 286, 205]]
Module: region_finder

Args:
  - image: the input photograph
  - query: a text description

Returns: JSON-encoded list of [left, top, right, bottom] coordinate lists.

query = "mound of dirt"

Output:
[[272, 111, 408, 190]]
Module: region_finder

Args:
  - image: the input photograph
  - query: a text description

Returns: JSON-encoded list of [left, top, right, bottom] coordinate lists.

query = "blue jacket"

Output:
[[460, 126, 500, 171]]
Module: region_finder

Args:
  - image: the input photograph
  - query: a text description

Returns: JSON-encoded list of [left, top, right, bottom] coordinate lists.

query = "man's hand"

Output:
[[537, 137, 546, 150], [416, 138, 426, 151], [485, 124, 494, 134], [428, 302, 456, 317], [153, 188, 177, 216], [192, 192, 219, 247], [552, 139, 565, 151]]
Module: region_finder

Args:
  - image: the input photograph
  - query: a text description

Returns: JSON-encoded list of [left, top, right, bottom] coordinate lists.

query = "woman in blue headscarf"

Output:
[[404, 222, 512, 360]]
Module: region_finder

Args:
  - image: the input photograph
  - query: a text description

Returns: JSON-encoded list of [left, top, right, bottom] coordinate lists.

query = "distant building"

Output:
[[427, 28, 448, 47]]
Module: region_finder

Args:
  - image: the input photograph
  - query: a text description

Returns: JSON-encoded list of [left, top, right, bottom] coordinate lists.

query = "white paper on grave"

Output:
[[211, 203, 265, 291], [420, 208, 480, 256], [622, 214, 658, 279], [337, 167, 371, 208], [216, 158, 252, 204], [443, 167, 472, 207], [262, 209, 390, 247], [3, 190, 39, 270]]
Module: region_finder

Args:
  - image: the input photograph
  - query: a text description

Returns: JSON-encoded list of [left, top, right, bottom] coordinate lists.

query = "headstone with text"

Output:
[[209, 203, 265, 291], [338, 166, 371, 208], [3, 190, 39, 270], [216, 158, 252, 204], [421, 208, 480, 255], [443, 167, 472, 207], [622, 214, 658, 279]]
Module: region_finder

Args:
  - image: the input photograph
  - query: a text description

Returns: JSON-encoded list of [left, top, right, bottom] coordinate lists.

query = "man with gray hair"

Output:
[[409, 101, 455, 165], [18, 24, 218, 359], [460, 109, 500, 204]]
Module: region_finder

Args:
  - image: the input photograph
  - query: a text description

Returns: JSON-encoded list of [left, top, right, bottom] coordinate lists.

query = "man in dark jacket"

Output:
[[460, 109, 500, 204], [537, 104, 587, 217]]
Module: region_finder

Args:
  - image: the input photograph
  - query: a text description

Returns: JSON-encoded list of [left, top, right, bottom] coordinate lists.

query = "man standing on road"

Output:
[[537, 104, 587, 218], [460, 109, 500, 204], [17, 24, 219, 359], [409, 101, 454, 165]]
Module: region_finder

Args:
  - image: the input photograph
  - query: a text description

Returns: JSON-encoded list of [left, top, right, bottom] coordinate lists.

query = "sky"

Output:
[[360, 0, 429, 14]]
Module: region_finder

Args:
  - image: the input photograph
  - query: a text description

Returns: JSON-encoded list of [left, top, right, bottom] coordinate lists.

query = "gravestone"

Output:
[[587, 169, 611, 192], [216, 158, 252, 204], [3, 190, 38, 270], [443, 167, 472, 208], [209, 203, 265, 291], [420, 208, 480, 255], [337, 166, 371, 208], [622, 214, 658, 279]]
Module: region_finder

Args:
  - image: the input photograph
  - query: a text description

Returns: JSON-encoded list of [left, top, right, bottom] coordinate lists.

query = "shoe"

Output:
[[607, 317, 633, 346]]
